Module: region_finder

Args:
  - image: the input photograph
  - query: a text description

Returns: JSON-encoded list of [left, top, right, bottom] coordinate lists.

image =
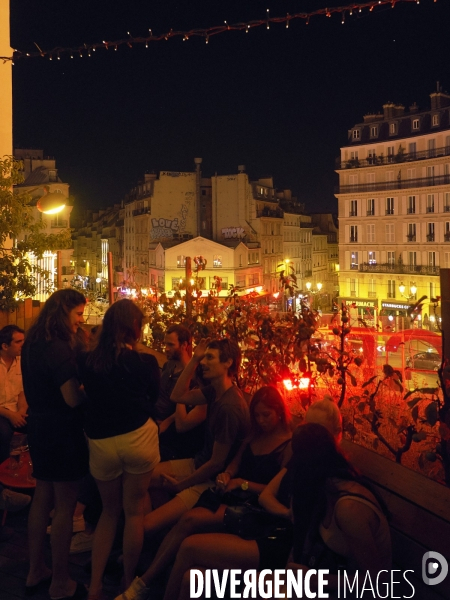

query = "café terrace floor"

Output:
[[0, 506, 167, 600]]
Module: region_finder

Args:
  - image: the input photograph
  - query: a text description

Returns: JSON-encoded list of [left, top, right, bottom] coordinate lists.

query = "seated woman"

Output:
[[116, 385, 292, 600], [164, 422, 391, 600]]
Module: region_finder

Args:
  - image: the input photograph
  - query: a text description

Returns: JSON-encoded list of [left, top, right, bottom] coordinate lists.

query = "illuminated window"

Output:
[[177, 255, 186, 268], [213, 255, 222, 267]]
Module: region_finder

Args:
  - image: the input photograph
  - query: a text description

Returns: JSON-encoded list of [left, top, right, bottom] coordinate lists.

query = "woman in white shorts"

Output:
[[78, 299, 160, 600]]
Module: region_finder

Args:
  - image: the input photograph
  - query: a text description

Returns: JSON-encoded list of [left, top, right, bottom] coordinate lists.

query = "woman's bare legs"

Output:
[[89, 476, 123, 597], [163, 534, 260, 600], [122, 470, 153, 589], [48, 480, 80, 599], [26, 479, 54, 587], [140, 505, 226, 586]]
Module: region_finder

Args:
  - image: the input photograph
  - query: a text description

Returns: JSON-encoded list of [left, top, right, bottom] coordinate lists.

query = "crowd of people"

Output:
[[0, 289, 393, 600]]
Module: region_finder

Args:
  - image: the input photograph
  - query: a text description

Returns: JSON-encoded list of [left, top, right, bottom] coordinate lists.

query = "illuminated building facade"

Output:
[[336, 87, 450, 328]]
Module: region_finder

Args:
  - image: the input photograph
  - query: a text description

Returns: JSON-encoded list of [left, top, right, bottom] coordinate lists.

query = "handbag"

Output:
[[223, 503, 290, 540]]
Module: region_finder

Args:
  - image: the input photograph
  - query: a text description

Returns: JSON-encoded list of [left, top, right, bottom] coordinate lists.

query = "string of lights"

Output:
[[1, 0, 436, 63]]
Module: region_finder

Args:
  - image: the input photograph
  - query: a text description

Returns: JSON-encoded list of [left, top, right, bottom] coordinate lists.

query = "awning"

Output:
[[386, 329, 442, 355]]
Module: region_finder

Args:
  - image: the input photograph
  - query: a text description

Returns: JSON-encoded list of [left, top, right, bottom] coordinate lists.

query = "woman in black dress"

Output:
[[22, 289, 89, 600]]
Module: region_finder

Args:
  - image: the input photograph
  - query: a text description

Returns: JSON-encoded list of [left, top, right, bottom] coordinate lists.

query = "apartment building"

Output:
[[336, 87, 450, 327], [14, 149, 73, 298], [72, 204, 124, 290]]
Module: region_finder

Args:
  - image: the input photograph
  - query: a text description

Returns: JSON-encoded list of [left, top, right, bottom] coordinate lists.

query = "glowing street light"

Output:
[[36, 187, 66, 214], [398, 282, 417, 300]]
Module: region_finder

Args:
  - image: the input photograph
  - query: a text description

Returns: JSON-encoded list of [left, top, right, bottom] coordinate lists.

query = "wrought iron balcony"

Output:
[[359, 262, 440, 275], [336, 174, 450, 194], [349, 236, 358, 243], [426, 206, 435, 213], [445, 233, 450, 242], [407, 208, 415, 214], [335, 144, 450, 169], [406, 234, 416, 242], [256, 207, 284, 218], [366, 210, 374, 216], [385, 209, 394, 215], [445, 205, 450, 212], [427, 234, 435, 242], [349, 211, 357, 217]]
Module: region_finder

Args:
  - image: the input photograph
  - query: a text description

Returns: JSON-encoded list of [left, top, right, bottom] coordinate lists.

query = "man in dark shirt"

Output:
[[156, 325, 207, 461], [143, 337, 249, 534]]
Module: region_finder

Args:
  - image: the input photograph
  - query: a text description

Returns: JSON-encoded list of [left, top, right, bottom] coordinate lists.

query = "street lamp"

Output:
[[398, 282, 417, 300], [305, 281, 323, 309], [36, 187, 66, 214]]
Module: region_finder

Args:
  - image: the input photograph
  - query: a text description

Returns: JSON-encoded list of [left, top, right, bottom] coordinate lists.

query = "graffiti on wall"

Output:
[[222, 227, 246, 239], [150, 217, 179, 240]]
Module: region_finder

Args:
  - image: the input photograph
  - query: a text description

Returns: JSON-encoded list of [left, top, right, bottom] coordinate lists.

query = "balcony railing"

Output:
[[349, 236, 358, 243], [445, 233, 450, 242], [336, 174, 450, 194], [426, 206, 435, 213], [385, 209, 394, 215], [366, 210, 374, 216], [367, 291, 377, 298], [256, 208, 284, 218], [445, 205, 450, 212], [336, 145, 450, 169], [132, 207, 150, 217], [407, 208, 415, 214], [427, 234, 435, 242], [349, 211, 357, 217], [406, 234, 416, 242], [359, 262, 440, 275]]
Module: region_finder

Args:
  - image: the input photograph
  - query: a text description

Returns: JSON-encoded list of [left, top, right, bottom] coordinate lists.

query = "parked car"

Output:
[[406, 352, 441, 371]]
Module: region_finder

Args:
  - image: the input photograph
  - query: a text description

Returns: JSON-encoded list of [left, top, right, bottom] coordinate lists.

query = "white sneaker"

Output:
[[114, 577, 150, 600], [47, 514, 85, 534], [69, 531, 94, 554]]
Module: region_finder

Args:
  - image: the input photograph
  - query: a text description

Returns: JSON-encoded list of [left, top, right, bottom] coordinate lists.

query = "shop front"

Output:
[[339, 298, 378, 328], [380, 300, 415, 332]]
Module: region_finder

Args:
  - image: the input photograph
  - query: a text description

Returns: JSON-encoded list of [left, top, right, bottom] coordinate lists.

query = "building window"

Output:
[[367, 198, 375, 216], [432, 114, 439, 127], [370, 125, 378, 138], [387, 280, 396, 299], [430, 282, 436, 299], [428, 252, 436, 267], [349, 200, 357, 217], [366, 224, 375, 243], [248, 272, 260, 286], [427, 223, 435, 242], [352, 129, 360, 140], [177, 255, 186, 268], [385, 224, 395, 243], [445, 222, 450, 241], [350, 278, 357, 297], [387, 251, 395, 265], [426, 194, 435, 213], [407, 168, 416, 180], [368, 251, 376, 265], [368, 278, 376, 298], [389, 123, 396, 135], [350, 225, 358, 243], [407, 223, 416, 242], [387, 146, 395, 163], [157, 276, 164, 291], [428, 139, 436, 158], [412, 119, 420, 130], [445, 253, 450, 269], [407, 196, 416, 214], [236, 275, 245, 288], [408, 252, 416, 267], [350, 252, 359, 270], [213, 254, 222, 267], [386, 197, 394, 215], [408, 142, 416, 158]]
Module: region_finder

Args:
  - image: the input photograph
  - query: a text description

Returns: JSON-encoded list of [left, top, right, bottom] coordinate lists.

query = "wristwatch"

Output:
[[241, 480, 249, 491]]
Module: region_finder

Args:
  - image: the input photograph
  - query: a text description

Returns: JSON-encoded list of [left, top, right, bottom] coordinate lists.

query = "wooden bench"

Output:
[[342, 439, 450, 600]]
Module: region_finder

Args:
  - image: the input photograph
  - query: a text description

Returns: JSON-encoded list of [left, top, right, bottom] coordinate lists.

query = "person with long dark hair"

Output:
[[22, 289, 89, 600], [287, 423, 391, 595], [77, 299, 160, 600]]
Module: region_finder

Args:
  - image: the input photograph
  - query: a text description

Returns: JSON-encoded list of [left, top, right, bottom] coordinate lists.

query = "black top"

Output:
[[153, 360, 181, 422], [78, 349, 160, 439], [22, 337, 78, 415], [238, 439, 291, 484]]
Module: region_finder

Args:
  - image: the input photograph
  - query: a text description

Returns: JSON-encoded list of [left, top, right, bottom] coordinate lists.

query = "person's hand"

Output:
[[192, 338, 210, 362], [8, 411, 27, 428], [225, 478, 245, 492], [215, 471, 231, 492], [160, 472, 181, 494]]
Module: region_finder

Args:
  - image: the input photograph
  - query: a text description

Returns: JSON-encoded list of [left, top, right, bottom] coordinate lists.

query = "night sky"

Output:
[[10, 0, 450, 215]]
